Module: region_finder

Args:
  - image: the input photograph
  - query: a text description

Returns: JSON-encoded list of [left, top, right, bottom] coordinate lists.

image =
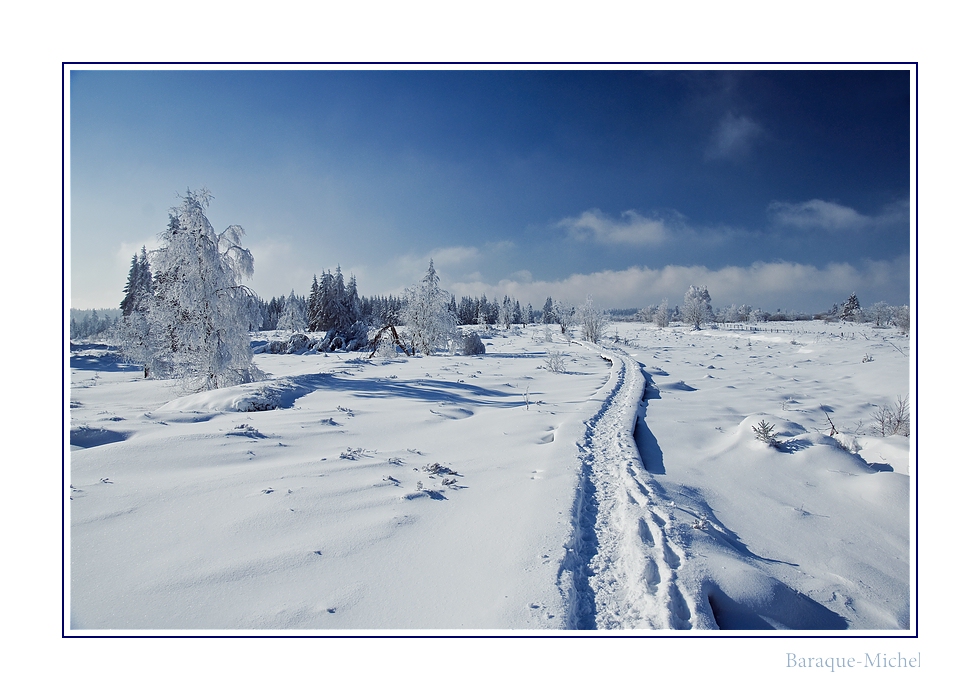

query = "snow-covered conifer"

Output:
[[277, 291, 308, 331], [501, 296, 514, 329], [541, 297, 555, 325], [840, 293, 861, 321], [402, 260, 460, 355], [120, 247, 152, 317]]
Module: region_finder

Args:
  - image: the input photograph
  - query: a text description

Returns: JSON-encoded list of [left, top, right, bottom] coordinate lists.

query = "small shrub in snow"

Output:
[[871, 395, 910, 437], [266, 340, 288, 354], [287, 333, 313, 354], [423, 463, 459, 476], [340, 447, 366, 460], [751, 419, 781, 447], [461, 331, 486, 355], [545, 350, 566, 373], [374, 337, 398, 359]]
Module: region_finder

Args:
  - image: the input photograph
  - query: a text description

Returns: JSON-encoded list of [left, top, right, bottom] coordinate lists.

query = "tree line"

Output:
[[100, 189, 911, 392]]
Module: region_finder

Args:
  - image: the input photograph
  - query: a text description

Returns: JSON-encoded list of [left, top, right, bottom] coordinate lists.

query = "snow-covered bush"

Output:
[[345, 320, 370, 350], [576, 295, 609, 344], [871, 395, 910, 437], [461, 331, 486, 355], [374, 336, 398, 359], [287, 333, 313, 354], [545, 350, 566, 373]]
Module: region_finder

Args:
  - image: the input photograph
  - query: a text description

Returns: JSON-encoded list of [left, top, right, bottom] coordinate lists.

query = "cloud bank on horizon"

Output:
[[70, 68, 912, 313]]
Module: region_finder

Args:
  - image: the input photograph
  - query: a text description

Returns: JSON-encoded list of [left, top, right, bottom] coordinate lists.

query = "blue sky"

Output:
[[70, 68, 911, 313]]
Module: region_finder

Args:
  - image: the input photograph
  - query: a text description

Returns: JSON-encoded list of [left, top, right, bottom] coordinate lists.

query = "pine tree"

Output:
[[402, 260, 459, 355], [840, 293, 861, 321], [307, 276, 319, 330], [120, 247, 152, 317], [542, 297, 555, 325]]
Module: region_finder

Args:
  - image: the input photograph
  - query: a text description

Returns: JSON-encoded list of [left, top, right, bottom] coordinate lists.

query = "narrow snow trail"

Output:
[[561, 344, 703, 630]]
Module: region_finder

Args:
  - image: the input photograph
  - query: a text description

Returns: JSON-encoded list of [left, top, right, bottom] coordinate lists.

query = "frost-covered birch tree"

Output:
[[147, 188, 263, 391], [402, 259, 460, 355], [682, 284, 713, 330]]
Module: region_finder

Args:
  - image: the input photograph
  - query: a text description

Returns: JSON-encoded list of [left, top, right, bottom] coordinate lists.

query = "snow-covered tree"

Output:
[[555, 300, 575, 335], [541, 297, 556, 325], [402, 260, 460, 355], [144, 188, 263, 391], [120, 247, 152, 318], [276, 291, 308, 331], [893, 304, 910, 334], [654, 299, 671, 329], [682, 285, 713, 330], [500, 296, 514, 329], [867, 301, 893, 328], [840, 293, 861, 321], [576, 295, 609, 344]]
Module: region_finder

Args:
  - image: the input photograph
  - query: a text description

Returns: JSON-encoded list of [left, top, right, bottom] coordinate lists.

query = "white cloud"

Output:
[[446, 259, 910, 313], [768, 199, 871, 230], [705, 113, 764, 160], [392, 246, 480, 279], [556, 209, 670, 246]]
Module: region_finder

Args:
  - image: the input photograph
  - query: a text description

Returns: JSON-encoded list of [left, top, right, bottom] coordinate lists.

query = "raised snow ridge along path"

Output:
[[561, 343, 702, 630]]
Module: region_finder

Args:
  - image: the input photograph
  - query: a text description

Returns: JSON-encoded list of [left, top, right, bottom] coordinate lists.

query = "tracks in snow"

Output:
[[561, 345, 702, 630]]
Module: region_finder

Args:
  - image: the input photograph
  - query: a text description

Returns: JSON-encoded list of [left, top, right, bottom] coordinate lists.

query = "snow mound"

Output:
[[429, 406, 474, 420], [153, 378, 311, 415], [660, 380, 696, 391]]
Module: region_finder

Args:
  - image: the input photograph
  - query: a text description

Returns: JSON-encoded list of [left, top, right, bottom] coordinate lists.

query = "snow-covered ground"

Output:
[[67, 321, 910, 632]]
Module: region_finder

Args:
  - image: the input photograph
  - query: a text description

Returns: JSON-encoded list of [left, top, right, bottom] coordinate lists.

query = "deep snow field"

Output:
[[67, 320, 911, 632]]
